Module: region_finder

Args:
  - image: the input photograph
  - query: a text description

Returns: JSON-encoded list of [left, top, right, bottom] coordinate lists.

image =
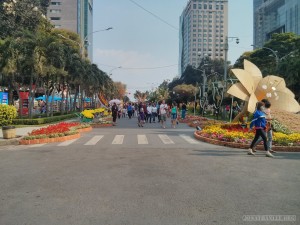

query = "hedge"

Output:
[[12, 113, 77, 125]]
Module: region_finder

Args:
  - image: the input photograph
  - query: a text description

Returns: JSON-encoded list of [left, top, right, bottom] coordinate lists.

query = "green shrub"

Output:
[[271, 119, 292, 134], [0, 105, 17, 126], [12, 113, 77, 125]]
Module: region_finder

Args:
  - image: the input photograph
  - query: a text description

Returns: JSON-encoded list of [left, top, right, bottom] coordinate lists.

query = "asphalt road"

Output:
[[0, 117, 299, 225]]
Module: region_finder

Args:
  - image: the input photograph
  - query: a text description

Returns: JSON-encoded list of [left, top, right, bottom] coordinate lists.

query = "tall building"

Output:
[[47, 0, 94, 61], [179, 0, 228, 75], [254, 0, 300, 48]]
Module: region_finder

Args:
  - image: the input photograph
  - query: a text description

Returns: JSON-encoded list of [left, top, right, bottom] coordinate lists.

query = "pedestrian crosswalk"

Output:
[[8, 133, 200, 149], [60, 133, 199, 146]]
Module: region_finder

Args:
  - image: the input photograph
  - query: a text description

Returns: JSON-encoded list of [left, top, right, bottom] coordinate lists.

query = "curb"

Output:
[[194, 131, 300, 152]]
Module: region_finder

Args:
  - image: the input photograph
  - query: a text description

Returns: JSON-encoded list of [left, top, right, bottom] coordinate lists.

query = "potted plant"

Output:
[[0, 104, 17, 139]]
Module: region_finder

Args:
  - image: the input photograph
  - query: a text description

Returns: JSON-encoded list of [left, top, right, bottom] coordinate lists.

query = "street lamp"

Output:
[[109, 66, 122, 76], [251, 45, 297, 73], [82, 27, 113, 58], [224, 36, 239, 88]]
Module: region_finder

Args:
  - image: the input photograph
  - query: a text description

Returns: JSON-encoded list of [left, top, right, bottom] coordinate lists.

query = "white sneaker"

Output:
[[247, 148, 255, 156], [266, 151, 274, 158]]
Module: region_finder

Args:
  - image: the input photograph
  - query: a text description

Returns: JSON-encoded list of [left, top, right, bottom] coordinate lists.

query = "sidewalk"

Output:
[[0, 119, 79, 146], [0, 126, 42, 146]]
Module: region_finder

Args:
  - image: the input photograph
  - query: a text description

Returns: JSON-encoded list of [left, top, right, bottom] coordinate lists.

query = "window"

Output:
[[193, 4, 197, 9], [204, 4, 207, 9], [221, 5, 224, 10], [50, 9, 61, 13], [209, 5, 212, 10], [50, 17, 61, 21], [51, 2, 61, 5], [198, 4, 202, 9]]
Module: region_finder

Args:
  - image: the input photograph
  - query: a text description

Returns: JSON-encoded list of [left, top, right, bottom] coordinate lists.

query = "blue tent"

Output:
[[36, 96, 62, 102]]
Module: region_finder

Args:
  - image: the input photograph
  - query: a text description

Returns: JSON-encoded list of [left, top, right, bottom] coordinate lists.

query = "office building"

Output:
[[47, 0, 94, 61], [179, 0, 228, 75], [254, 0, 300, 48]]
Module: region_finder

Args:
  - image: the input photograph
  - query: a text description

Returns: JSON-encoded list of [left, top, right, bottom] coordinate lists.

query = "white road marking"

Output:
[[112, 135, 124, 145], [137, 135, 148, 144], [158, 134, 174, 144], [84, 135, 104, 145], [29, 144, 46, 148], [179, 134, 199, 144], [57, 139, 78, 146]]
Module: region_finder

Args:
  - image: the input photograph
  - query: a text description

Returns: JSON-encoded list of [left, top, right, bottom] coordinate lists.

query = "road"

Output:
[[0, 117, 299, 225]]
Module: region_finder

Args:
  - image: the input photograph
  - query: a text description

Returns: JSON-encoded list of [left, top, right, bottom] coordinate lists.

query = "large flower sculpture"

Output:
[[227, 59, 300, 113]]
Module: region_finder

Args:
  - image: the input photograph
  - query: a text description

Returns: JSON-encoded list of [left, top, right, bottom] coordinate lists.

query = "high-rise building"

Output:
[[179, 0, 228, 75], [254, 0, 300, 48], [47, 0, 93, 61]]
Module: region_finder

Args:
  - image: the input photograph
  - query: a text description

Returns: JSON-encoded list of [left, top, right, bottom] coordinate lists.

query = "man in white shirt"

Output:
[[147, 103, 153, 123], [151, 103, 157, 122], [159, 100, 168, 128]]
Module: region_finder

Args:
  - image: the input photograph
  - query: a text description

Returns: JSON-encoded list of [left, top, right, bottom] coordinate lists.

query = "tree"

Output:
[[134, 90, 148, 102], [233, 32, 300, 101], [171, 84, 197, 103], [113, 82, 127, 100], [0, 0, 45, 39]]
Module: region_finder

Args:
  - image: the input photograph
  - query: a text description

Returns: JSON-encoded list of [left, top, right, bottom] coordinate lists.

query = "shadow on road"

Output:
[[190, 149, 300, 160]]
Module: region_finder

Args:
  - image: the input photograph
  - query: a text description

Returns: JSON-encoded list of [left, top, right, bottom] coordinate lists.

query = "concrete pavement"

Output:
[[0, 117, 299, 225]]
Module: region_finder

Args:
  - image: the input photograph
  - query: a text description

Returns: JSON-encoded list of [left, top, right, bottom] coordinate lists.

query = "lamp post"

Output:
[[109, 66, 122, 76], [82, 27, 113, 58], [224, 36, 239, 88], [251, 45, 296, 73]]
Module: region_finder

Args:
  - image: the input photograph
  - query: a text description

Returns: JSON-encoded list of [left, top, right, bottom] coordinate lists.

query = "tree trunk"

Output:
[[73, 85, 79, 111]]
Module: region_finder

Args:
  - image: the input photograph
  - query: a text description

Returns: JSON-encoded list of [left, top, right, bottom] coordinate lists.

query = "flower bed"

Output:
[[91, 123, 113, 128], [81, 107, 110, 119], [91, 117, 113, 128], [194, 123, 300, 152], [19, 122, 92, 145]]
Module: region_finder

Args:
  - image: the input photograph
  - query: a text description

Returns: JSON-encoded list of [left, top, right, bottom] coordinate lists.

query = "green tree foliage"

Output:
[[0, 0, 45, 39], [234, 33, 300, 101]]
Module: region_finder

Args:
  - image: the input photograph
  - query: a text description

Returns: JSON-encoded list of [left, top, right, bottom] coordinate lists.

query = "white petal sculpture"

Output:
[[227, 59, 300, 113]]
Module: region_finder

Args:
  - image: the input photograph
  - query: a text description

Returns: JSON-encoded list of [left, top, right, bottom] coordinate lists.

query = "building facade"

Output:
[[254, 0, 300, 48], [47, 0, 94, 61], [179, 0, 228, 75]]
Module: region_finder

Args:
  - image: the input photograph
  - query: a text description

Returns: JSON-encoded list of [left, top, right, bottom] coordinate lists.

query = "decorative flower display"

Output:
[[197, 124, 300, 146], [81, 107, 110, 119], [227, 60, 300, 113], [29, 122, 81, 136]]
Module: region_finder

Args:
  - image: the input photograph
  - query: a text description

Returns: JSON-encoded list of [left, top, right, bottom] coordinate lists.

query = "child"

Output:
[[138, 108, 145, 127]]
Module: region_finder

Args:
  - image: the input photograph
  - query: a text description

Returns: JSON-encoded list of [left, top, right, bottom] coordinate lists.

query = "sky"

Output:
[[93, 0, 253, 100]]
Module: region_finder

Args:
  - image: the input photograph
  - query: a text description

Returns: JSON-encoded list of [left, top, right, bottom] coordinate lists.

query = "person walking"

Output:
[[151, 103, 157, 123], [181, 102, 187, 119], [159, 100, 168, 129], [252, 100, 275, 153], [171, 102, 178, 128], [138, 108, 145, 127], [127, 103, 133, 119], [147, 103, 153, 123], [111, 102, 118, 126], [248, 101, 274, 158]]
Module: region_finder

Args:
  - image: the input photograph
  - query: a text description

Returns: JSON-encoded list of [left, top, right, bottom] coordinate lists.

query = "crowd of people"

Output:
[[110, 100, 187, 129]]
